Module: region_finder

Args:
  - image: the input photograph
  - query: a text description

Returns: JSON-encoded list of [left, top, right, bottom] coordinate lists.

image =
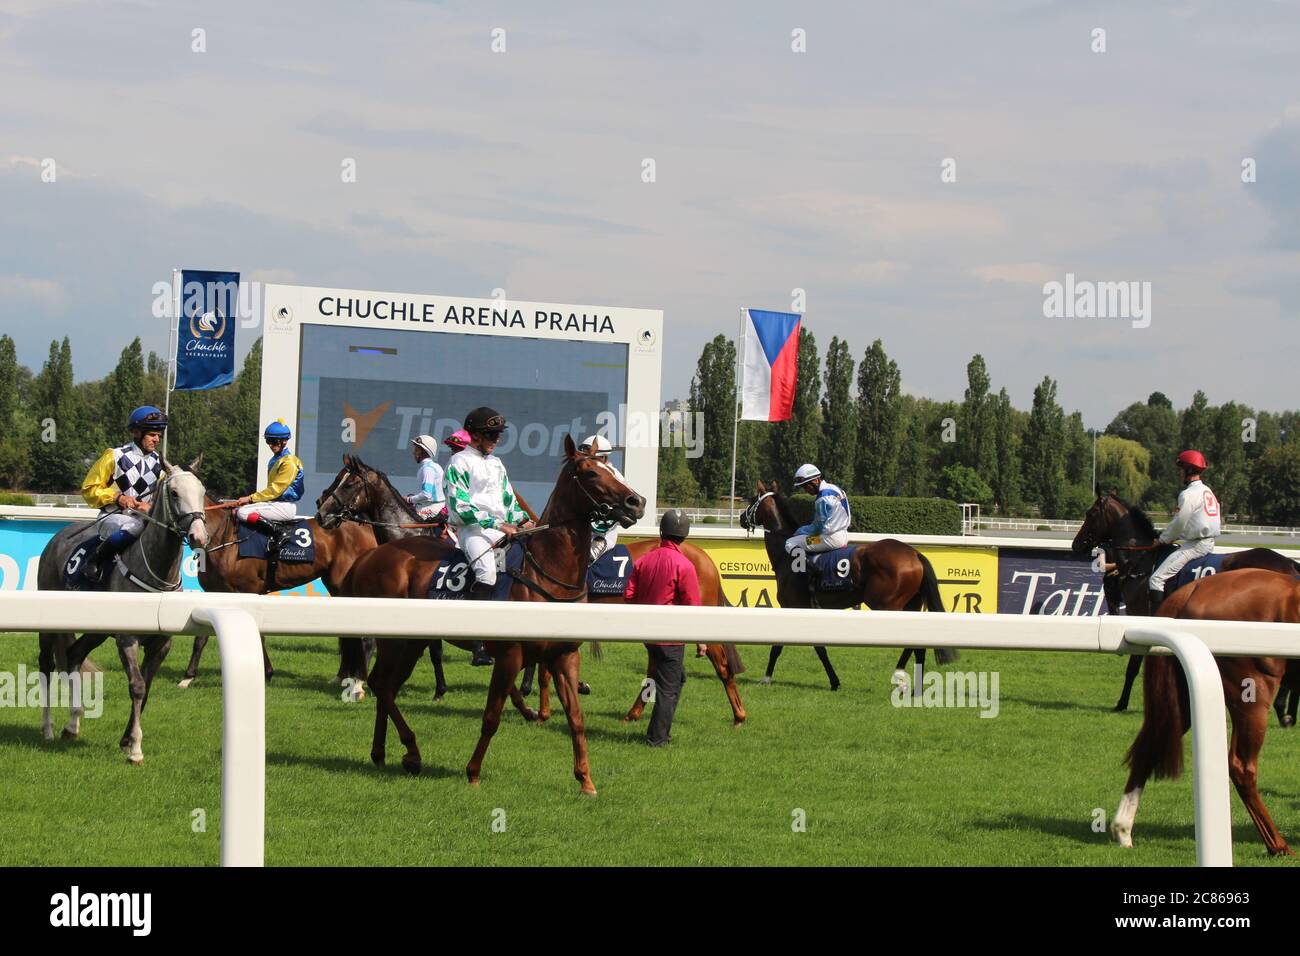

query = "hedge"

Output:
[[0, 492, 35, 506], [784, 494, 961, 536]]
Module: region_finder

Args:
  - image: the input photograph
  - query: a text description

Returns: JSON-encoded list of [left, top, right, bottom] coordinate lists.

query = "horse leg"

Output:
[[367, 644, 391, 766], [382, 642, 426, 775], [623, 647, 655, 723], [1288, 686, 1299, 728], [550, 649, 596, 796], [762, 645, 782, 685], [705, 643, 747, 725], [1115, 655, 1142, 712], [814, 646, 840, 691], [1229, 690, 1293, 855], [261, 633, 273, 684], [38, 635, 60, 740], [115, 637, 148, 765], [893, 648, 914, 693], [429, 640, 447, 701], [139, 635, 173, 715], [913, 649, 927, 699], [536, 664, 552, 722], [179, 635, 208, 688], [466, 642, 524, 787], [520, 662, 536, 697]]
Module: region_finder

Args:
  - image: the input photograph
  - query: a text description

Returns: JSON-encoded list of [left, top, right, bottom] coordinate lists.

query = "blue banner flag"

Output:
[[175, 269, 238, 390]]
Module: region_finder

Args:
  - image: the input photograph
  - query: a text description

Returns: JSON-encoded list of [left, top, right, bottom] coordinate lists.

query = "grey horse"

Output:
[[36, 459, 208, 763]]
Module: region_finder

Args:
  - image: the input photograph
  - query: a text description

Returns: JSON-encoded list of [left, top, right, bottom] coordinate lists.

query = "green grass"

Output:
[[2, 633, 1298, 867]]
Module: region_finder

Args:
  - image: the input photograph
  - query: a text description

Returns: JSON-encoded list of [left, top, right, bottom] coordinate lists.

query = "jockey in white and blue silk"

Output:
[[406, 434, 446, 521], [783, 464, 851, 558], [1148, 449, 1220, 614]]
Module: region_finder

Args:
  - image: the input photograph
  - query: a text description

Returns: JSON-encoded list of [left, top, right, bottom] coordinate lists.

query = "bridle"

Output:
[[106, 471, 205, 591], [739, 491, 776, 535]]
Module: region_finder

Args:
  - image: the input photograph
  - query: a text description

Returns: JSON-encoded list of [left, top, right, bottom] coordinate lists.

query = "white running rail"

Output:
[[6, 592, 1300, 867]]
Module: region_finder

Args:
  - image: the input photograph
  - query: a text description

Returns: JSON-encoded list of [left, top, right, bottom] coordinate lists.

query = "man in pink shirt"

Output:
[[625, 509, 701, 746]]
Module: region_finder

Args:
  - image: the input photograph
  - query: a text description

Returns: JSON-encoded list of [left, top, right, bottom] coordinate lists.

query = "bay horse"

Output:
[[317, 441, 645, 793], [519, 539, 748, 727], [180, 500, 386, 699], [739, 481, 954, 690], [36, 459, 208, 763], [1111, 567, 1300, 856], [1071, 491, 1300, 712]]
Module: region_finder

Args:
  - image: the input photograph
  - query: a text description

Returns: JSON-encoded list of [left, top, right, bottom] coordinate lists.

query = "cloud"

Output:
[[0, 274, 68, 310], [971, 263, 1058, 285]]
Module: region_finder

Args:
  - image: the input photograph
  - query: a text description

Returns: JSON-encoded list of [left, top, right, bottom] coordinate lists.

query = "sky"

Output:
[[1, 0, 1298, 429]]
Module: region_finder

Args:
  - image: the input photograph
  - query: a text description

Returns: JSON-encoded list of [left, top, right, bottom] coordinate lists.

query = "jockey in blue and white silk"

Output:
[[784, 463, 851, 557]]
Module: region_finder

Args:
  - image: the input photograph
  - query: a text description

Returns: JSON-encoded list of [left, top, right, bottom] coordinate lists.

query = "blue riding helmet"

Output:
[[127, 405, 168, 432], [264, 419, 292, 442]]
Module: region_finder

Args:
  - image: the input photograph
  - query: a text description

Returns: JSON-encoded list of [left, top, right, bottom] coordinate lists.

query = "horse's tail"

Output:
[[587, 641, 603, 663], [724, 643, 746, 675], [917, 552, 959, 665], [1124, 654, 1186, 780]]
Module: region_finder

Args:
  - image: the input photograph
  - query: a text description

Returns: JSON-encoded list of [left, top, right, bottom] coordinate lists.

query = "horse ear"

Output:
[[772, 479, 781, 493], [187, 452, 203, 474], [756, 480, 767, 493], [564, 434, 577, 459]]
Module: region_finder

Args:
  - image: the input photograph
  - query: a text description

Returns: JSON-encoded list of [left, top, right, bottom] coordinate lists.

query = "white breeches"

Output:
[[591, 525, 620, 561], [1149, 538, 1214, 592], [236, 501, 298, 523], [784, 530, 849, 556], [458, 524, 506, 586], [98, 511, 145, 541]]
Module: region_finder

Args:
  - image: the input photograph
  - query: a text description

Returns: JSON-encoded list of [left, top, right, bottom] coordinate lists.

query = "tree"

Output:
[[105, 338, 146, 439], [959, 354, 997, 479], [1180, 390, 1212, 453], [657, 442, 700, 503], [688, 335, 736, 500], [1106, 391, 1179, 509], [28, 338, 96, 492], [855, 339, 902, 495], [1095, 435, 1151, 504], [820, 337, 856, 477], [1021, 376, 1066, 517], [767, 328, 821, 484], [1250, 444, 1300, 526], [0, 335, 31, 488], [1207, 401, 1251, 516], [990, 387, 1020, 513], [938, 464, 993, 505]]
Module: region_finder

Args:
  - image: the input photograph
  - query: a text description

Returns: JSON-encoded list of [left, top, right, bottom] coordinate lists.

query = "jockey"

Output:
[[579, 434, 623, 562], [234, 420, 305, 535], [784, 464, 851, 561], [445, 406, 534, 596], [1148, 450, 1220, 614], [444, 428, 471, 454], [406, 434, 446, 521], [77, 405, 167, 585]]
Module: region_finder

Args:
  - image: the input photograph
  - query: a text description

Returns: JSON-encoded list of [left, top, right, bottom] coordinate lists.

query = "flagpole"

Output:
[[163, 268, 179, 459], [729, 306, 744, 528]]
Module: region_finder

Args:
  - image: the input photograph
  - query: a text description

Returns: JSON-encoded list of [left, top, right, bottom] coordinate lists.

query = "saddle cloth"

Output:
[[62, 526, 109, 592], [1170, 552, 1226, 592], [588, 544, 634, 597], [427, 542, 523, 601], [238, 519, 316, 562], [808, 545, 857, 592]]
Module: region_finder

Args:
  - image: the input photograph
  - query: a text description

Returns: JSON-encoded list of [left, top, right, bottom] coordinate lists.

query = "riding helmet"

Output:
[[444, 429, 471, 451], [127, 405, 168, 432], [1176, 450, 1207, 472], [411, 434, 439, 460], [579, 435, 613, 457], [464, 406, 507, 434], [660, 508, 691, 539], [264, 419, 292, 442], [793, 463, 822, 487]]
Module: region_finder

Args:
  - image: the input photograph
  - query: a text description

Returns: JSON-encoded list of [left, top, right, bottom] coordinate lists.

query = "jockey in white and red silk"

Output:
[[406, 434, 446, 521], [1147, 449, 1220, 614], [580, 435, 624, 562], [234, 419, 305, 527], [783, 464, 851, 558], [77, 405, 167, 584]]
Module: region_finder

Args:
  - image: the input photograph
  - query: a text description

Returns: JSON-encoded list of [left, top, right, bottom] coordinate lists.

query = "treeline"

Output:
[[660, 331, 1300, 525], [0, 334, 263, 499]]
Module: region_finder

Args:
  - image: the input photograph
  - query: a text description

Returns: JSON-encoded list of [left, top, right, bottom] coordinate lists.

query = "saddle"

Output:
[[588, 544, 634, 597], [62, 526, 112, 592], [1170, 552, 1225, 592], [427, 542, 524, 601], [237, 518, 315, 562], [806, 545, 858, 594]]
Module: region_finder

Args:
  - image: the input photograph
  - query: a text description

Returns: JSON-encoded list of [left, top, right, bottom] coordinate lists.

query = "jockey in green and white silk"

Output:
[[784, 463, 851, 557], [580, 435, 624, 562]]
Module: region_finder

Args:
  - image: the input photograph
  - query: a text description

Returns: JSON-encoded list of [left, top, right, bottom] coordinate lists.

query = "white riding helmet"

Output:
[[793, 463, 822, 487], [410, 434, 439, 460], [579, 435, 613, 457]]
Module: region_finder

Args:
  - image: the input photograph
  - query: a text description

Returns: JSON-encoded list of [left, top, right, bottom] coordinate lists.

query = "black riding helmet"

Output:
[[660, 509, 691, 540], [464, 406, 507, 435]]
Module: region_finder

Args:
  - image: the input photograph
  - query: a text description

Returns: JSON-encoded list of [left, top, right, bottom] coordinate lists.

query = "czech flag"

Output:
[[740, 309, 801, 422]]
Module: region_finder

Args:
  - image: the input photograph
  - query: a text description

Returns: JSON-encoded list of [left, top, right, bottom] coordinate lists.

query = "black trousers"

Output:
[[647, 644, 686, 745]]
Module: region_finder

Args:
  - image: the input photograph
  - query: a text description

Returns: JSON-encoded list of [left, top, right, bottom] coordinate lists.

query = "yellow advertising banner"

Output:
[[625, 536, 998, 614]]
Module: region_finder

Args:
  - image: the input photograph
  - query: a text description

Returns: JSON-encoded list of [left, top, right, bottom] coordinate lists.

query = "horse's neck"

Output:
[[131, 491, 182, 580], [535, 496, 592, 575], [761, 525, 793, 578], [368, 485, 418, 544]]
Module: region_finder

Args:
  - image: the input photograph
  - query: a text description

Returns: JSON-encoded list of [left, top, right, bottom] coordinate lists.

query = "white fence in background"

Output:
[[5, 591, 1300, 868]]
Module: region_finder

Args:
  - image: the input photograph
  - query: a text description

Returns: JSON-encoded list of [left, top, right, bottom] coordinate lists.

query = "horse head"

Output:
[[740, 480, 784, 535], [159, 462, 209, 549], [1072, 490, 1121, 555], [316, 454, 381, 529], [554, 434, 645, 528]]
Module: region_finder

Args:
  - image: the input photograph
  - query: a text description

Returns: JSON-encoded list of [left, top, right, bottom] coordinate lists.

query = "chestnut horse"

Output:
[[1071, 491, 1300, 713], [740, 481, 953, 690], [318, 441, 645, 793], [1111, 567, 1300, 856], [180, 499, 384, 696], [520, 540, 748, 727]]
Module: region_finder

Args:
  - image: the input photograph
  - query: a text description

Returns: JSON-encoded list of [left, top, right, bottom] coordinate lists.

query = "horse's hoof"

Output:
[[578, 682, 591, 695], [733, 717, 747, 727], [890, 669, 909, 695], [434, 688, 447, 702], [60, 728, 79, 740], [401, 758, 421, 776], [177, 678, 194, 689], [1283, 716, 1296, 729], [759, 676, 772, 686], [371, 752, 385, 766], [1113, 702, 1128, 713], [579, 786, 598, 798], [265, 673, 273, 685], [521, 707, 539, 723], [1110, 822, 1133, 848], [127, 754, 144, 766], [829, 682, 840, 692]]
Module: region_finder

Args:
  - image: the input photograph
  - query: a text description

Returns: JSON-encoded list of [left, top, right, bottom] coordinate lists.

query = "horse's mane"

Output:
[[772, 490, 799, 532], [354, 456, 420, 521], [1116, 497, 1159, 541]]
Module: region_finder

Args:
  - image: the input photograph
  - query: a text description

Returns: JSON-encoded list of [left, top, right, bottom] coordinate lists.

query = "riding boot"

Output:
[[82, 529, 133, 586], [1147, 588, 1165, 616], [466, 582, 496, 665]]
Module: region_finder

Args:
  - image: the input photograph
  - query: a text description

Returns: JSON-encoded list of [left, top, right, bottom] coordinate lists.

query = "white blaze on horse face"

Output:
[[1111, 787, 1141, 848]]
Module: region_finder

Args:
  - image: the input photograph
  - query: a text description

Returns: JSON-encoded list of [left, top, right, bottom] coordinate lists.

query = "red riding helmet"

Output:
[[1176, 450, 1207, 471]]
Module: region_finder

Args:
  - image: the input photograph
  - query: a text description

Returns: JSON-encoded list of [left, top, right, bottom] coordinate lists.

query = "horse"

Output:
[[1111, 567, 1300, 856], [316, 441, 645, 793], [739, 481, 953, 691], [36, 459, 208, 763], [178, 498, 383, 699], [1071, 491, 1300, 713], [518, 539, 748, 728]]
